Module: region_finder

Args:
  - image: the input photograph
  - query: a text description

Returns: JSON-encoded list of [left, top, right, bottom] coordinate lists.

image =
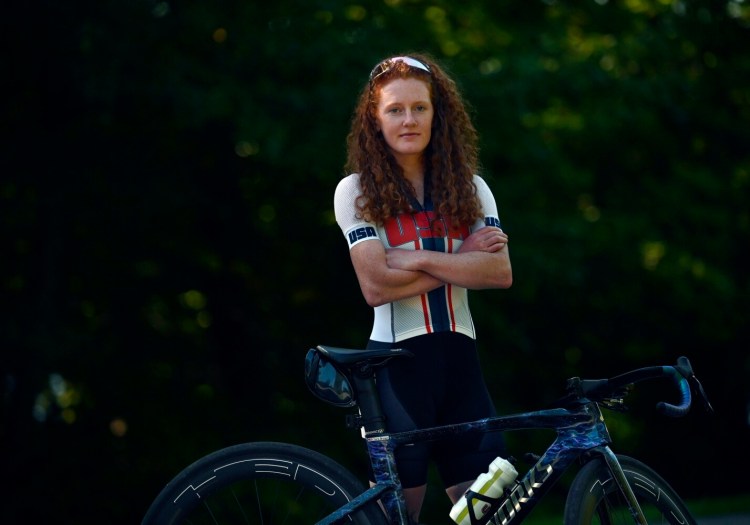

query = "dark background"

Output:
[[2, 0, 748, 522]]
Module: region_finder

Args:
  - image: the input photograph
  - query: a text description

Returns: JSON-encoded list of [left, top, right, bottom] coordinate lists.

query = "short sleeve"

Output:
[[473, 175, 503, 231], [334, 174, 381, 249]]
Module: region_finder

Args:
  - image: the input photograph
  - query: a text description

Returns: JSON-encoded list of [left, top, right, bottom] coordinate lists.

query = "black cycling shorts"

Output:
[[366, 332, 506, 488]]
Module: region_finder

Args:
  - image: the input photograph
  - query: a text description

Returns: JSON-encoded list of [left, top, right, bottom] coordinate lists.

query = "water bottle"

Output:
[[449, 457, 517, 525]]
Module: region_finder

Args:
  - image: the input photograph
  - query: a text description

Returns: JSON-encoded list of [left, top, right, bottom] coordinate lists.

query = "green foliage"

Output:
[[2, 0, 748, 523]]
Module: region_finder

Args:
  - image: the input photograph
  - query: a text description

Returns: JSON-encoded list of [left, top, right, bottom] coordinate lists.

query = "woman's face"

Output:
[[375, 77, 433, 165]]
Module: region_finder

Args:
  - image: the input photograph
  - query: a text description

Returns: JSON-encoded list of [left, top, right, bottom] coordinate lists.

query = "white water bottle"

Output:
[[449, 457, 517, 525]]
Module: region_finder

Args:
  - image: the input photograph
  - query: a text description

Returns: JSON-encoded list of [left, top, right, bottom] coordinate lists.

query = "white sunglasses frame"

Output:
[[369, 56, 431, 82]]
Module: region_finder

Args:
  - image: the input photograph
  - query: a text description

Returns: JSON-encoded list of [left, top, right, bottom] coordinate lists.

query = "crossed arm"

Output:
[[349, 226, 512, 307]]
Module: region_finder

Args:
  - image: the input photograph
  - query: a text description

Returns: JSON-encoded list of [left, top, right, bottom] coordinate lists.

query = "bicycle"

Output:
[[142, 346, 713, 525]]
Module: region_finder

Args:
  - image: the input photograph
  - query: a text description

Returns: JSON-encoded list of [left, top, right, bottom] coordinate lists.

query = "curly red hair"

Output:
[[344, 53, 483, 227]]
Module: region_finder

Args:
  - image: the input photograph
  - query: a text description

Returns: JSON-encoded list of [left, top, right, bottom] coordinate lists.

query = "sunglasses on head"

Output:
[[369, 56, 431, 82]]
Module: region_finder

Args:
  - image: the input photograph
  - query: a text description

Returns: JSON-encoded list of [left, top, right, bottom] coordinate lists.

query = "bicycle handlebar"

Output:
[[656, 365, 692, 417], [575, 356, 713, 417]]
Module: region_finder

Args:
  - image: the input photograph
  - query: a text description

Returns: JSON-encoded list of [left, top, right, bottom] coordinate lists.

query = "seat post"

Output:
[[351, 373, 387, 435]]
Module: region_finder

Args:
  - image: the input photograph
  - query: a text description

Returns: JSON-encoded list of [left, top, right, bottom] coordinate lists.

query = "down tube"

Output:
[[491, 443, 576, 524], [491, 413, 612, 524]]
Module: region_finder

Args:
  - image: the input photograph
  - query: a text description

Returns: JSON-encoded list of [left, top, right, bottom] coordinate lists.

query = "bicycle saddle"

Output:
[[315, 345, 413, 369]]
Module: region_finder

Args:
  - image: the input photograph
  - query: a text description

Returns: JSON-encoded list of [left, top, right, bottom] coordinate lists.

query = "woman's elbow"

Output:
[[492, 270, 513, 289], [497, 274, 513, 289], [485, 254, 512, 289], [361, 284, 388, 307]]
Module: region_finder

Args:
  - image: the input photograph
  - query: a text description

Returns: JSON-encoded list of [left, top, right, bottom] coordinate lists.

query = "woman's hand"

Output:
[[457, 227, 508, 254]]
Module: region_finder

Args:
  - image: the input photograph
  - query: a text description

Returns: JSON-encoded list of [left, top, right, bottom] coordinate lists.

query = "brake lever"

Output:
[[689, 374, 714, 413], [674, 356, 714, 414]]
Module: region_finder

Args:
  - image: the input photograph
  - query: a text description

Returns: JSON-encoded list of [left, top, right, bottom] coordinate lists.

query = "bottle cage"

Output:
[[304, 348, 356, 408]]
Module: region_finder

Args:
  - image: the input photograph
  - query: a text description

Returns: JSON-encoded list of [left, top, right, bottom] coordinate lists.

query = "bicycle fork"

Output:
[[597, 446, 648, 525]]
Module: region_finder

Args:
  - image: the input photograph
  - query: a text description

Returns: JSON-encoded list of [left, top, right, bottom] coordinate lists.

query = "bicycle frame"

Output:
[[316, 399, 647, 525]]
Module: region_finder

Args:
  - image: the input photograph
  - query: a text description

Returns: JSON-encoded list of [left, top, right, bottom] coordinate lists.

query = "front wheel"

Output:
[[142, 441, 387, 525], [564, 454, 696, 525]]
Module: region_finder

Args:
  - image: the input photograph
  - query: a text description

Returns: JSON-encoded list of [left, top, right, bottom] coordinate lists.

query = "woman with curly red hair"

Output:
[[334, 54, 513, 523]]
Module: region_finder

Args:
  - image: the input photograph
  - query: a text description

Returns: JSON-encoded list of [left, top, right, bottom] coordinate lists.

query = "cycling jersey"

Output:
[[333, 173, 502, 343]]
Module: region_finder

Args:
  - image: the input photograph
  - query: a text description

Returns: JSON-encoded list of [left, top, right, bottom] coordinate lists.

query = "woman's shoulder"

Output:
[[472, 173, 489, 186], [472, 174, 493, 194], [471, 174, 498, 209], [336, 173, 362, 192], [334, 173, 364, 207]]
